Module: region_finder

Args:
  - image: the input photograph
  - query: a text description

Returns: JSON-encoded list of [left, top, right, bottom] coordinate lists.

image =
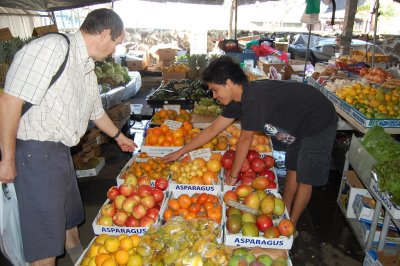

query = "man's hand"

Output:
[[0, 159, 17, 183], [162, 150, 182, 163], [115, 134, 138, 153]]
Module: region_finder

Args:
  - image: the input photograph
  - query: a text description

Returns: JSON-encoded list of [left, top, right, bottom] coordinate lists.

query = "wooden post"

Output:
[[339, 0, 357, 56]]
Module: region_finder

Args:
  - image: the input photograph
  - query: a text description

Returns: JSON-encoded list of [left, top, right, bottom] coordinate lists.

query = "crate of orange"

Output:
[[141, 122, 199, 157], [161, 190, 225, 243], [168, 153, 223, 193], [150, 108, 191, 126]]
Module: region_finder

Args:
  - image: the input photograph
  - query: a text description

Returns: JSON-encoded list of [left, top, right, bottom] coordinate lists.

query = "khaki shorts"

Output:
[[14, 140, 84, 262]]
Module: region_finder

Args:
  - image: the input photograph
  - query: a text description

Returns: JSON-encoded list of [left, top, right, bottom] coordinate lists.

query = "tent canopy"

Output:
[[0, 0, 278, 12]]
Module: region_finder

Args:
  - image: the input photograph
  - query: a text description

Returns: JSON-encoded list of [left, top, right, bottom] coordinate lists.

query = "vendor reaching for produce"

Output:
[[163, 55, 338, 231], [0, 8, 137, 266]]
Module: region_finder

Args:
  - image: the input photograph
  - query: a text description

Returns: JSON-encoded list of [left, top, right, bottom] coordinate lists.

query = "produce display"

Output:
[[95, 61, 131, 88], [335, 83, 400, 119], [361, 126, 400, 204], [225, 125, 272, 153], [221, 149, 277, 189], [193, 97, 223, 117], [169, 156, 222, 185], [144, 123, 199, 146], [160, 63, 189, 74], [228, 247, 288, 266], [121, 156, 170, 181], [96, 183, 166, 228], [147, 79, 209, 102], [163, 192, 223, 223], [151, 108, 191, 125]]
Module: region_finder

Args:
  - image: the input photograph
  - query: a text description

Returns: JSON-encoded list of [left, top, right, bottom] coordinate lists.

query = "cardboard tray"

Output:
[[75, 157, 105, 178], [308, 78, 400, 130], [223, 192, 293, 250]]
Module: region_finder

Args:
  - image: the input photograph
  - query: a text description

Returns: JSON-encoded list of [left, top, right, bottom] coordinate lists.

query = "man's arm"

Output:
[[0, 93, 24, 183], [226, 129, 254, 185], [92, 113, 137, 153], [163, 115, 235, 162]]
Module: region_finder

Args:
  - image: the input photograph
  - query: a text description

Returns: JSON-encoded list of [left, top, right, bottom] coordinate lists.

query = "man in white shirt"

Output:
[[0, 8, 137, 265]]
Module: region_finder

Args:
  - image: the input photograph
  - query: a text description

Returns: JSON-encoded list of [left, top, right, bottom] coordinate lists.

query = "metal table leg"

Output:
[[378, 210, 391, 251], [366, 200, 382, 250]]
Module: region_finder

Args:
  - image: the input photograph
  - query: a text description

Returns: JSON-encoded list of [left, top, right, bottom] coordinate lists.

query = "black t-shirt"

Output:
[[222, 80, 337, 144]]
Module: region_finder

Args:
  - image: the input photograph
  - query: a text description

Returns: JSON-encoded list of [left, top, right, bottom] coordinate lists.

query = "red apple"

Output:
[[141, 195, 156, 209], [122, 198, 137, 213], [151, 188, 164, 204], [122, 171, 135, 180], [263, 155, 275, 169], [132, 204, 147, 220], [267, 181, 277, 189], [264, 226, 280, 238], [138, 176, 151, 186], [223, 190, 238, 204], [97, 215, 113, 226], [106, 186, 120, 201], [125, 215, 140, 227], [241, 175, 256, 186], [101, 203, 116, 217], [119, 183, 134, 197], [250, 157, 266, 173], [260, 169, 276, 182], [155, 177, 168, 191], [114, 195, 126, 210], [256, 214, 273, 231], [278, 218, 295, 236], [247, 150, 260, 162], [146, 208, 159, 221], [138, 185, 152, 198], [112, 210, 129, 226], [124, 176, 138, 186], [224, 149, 235, 158], [221, 154, 234, 170], [140, 216, 155, 227]]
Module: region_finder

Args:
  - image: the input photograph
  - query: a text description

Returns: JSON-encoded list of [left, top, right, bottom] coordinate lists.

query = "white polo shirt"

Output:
[[5, 31, 105, 147]]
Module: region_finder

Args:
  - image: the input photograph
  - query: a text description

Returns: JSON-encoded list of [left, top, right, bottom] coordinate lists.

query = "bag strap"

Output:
[[21, 33, 70, 117]]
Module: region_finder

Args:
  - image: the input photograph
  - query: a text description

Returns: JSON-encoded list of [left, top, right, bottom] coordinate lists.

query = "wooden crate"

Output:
[[32, 24, 58, 37], [0, 28, 13, 41], [352, 50, 389, 63]]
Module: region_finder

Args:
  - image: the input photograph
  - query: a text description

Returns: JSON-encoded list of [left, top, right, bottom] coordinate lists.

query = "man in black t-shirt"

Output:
[[164, 56, 338, 230]]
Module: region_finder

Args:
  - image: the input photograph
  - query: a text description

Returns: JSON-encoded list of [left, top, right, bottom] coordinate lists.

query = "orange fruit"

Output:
[[163, 208, 173, 220], [130, 234, 140, 248], [185, 212, 197, 220], [210, 153, 222, 160], [104, 237, 120, 253], [147, 134, 159, 146], [139, 152, 148, 158], [183, 121, 193, 132], [160, 140, 172, 146], [206, 159, 222, 173], [192, 158, 206, 168], [178, 208, 189, 217], [168, 199, 180, 211], [202, 171, 218, 185], [119, 237, 133, 251], [160, 124, 170, 134], [207, 207, 222, 223], [172, 129, 184, 138], [152, 127, 162, 135], [127, 254, 144, 266], [159, 109, 168, 118], [115, 249, 129, 265], [101, 258, 117, 266], [177, 194, 192, 209], [173, 137, 184, 146], [157, 135, 166, 145], [165, 132, 174, 143], [95, 234, 109, 245], [188, 203, 201, 214], [190, 176, 204, 185], [204, 201, 214, 211], [197, 193, 208, 205]]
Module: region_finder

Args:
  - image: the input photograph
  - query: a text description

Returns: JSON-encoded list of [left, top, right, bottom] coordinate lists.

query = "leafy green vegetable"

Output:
[[374, 160, 400, 205], [361, 126, 400, 204]]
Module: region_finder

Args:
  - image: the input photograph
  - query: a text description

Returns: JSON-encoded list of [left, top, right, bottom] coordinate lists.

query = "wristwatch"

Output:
[[112, 129, 121, 139], [229, 173, 237, 179]]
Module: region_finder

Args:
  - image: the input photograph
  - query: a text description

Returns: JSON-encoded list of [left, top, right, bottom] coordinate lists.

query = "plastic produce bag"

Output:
[[0, 183, 26, 266]]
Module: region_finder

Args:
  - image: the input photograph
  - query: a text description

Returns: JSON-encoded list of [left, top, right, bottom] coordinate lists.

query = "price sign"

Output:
[[163, 104, 181, 113], [163, 119, 182, 131], [226, 200, 258, 215], [189, 148, 212, 161]]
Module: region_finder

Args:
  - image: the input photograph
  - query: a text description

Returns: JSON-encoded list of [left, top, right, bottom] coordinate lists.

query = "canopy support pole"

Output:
[[371, 0, 380, 67], [303, 24, 312, 83]]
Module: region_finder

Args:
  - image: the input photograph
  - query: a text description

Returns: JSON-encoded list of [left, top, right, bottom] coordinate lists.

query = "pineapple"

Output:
[[0, 41, 9, 84]]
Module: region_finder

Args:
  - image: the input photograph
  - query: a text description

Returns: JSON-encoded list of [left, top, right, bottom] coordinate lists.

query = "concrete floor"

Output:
[[0, 75, 365, 265]]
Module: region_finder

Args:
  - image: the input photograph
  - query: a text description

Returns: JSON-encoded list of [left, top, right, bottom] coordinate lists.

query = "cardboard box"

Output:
[[0, 27, 13, 41], [125, 51, 149, 71], [360, 221, 400, 247], [370, 178, 400, 220], [75, 157, 105, 178], [256, 60, 286, 78], [157, 48, 177, 61], [339, 170, 371, 218], [353, 194, 398, 231], [157, 59, 174, 68], [162, 71, 187, 81], [274, 42, 289, 53], [32, 24, 58, 37], [364, 250, 400, 266]]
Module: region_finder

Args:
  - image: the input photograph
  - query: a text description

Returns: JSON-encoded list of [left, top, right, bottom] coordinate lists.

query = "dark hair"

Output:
[[201, 56, 248, 85], [80, 8, 124, 41]]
